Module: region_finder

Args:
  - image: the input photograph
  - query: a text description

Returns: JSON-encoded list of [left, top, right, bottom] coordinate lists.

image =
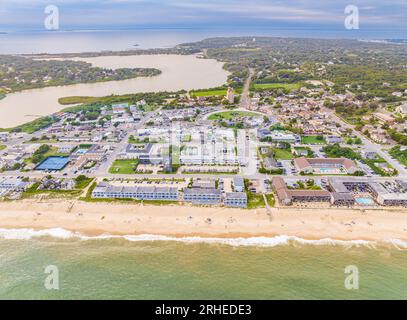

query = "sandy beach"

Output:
[[0, 200, 406, 242]]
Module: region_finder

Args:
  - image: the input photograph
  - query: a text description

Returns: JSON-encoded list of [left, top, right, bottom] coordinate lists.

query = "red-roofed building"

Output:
[[294, 157, 358, 175]]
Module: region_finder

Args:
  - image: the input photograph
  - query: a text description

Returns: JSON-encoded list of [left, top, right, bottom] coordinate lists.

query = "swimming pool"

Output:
[[75, 149, 88, 155], [355, 197, 375, 205]]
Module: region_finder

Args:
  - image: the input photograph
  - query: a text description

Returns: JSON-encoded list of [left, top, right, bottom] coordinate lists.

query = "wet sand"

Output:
[[0, 200, 406, 242]]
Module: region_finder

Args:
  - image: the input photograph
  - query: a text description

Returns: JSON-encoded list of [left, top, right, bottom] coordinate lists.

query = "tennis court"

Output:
[[36, 156, 70, 171]]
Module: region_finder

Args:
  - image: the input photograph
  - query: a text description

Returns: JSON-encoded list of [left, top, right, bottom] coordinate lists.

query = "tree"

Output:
[[354, 137, 362, 145]]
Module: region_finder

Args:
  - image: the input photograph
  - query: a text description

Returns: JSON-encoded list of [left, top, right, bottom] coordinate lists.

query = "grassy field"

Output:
[[2, 116, 58, 134], [252, 83, 301, 91], [0, 145, 6, 151], [293, 146, 315, 157], [129, 136, 149, 144], [246, 192, 266, 209], [301, 135, 326, 144], [208, 111, 261, 121], [389, 146, 407, 167], [58, 96, 102, 105], [272, 148, 294, 160], [108, 159, 139, 174], [265, 194, 275, 207], [190, 89, 227, 97], [190, 87, 242, 97], [363, 157, 397, 177], [21, 182, 82, 200], [74, 176, 94, 189]]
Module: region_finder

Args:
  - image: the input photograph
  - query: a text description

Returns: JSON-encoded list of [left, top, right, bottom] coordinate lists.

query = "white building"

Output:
[[396, 103, 407, 115]]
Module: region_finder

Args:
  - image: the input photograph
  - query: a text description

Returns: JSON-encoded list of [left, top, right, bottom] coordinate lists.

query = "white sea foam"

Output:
[[0, 228, 78, 240], [0, 227, 406, 249]]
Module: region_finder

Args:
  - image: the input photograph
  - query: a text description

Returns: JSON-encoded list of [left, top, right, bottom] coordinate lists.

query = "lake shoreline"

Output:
[[0, 54, 229, 128]]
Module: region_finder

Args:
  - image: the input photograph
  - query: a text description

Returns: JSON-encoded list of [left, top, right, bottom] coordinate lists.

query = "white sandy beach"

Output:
[[0, 200, 406, 242]]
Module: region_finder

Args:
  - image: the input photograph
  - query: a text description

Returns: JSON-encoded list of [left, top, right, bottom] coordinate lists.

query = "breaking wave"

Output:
[[0, 227, 406, 249]]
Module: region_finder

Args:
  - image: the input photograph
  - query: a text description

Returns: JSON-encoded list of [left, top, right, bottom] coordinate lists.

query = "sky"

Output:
[[0, 0, 406, 34]]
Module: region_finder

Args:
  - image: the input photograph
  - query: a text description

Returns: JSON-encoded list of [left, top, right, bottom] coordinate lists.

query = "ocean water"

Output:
[[0, 27, 405, 54], [0, 232, 406, 300], [1, 27, 407, 300]]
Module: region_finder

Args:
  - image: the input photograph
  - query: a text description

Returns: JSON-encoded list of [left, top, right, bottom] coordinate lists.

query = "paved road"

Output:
[[240, 68, 255, 109], [2, 168, 405, 183], [324, 107, 407, 178]]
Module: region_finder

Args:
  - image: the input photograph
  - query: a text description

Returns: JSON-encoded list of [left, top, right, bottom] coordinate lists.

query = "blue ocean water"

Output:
[[0, 235, 406, 300], [0, 27, 405, 54]]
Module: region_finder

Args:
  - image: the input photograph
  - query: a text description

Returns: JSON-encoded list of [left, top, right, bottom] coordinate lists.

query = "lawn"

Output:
[[208, 111, 261, 121], [252, 83, 301, 91], [323, 144, 396, 177], [182, 134, 192, 142], [108, 159, 139, 174], [293, 146, 315, 157], [389, 146, 407, 167], [288, 180, 322, 191], [190, 89, 227, 97], [6, 116, 58, 134], [0, 145, 6, 151], [190, 87, 242, 97], [265, 194, 275, 207], [272, 148, 294, 160], [129, 135, 149, 144], [246, 192, 266, 209], [301, 135, 326, 144], [74, 175, 94, 189], [363, 157, 397, 177]]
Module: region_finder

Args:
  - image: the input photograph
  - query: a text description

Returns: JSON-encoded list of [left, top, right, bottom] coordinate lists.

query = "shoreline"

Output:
[[0, 54, 229, 128], [0, 200, 406, 244]]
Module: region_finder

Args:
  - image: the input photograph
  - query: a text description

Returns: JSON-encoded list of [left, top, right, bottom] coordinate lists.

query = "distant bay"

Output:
[[0, 54, 229, 128], [0, 27, 404, 55]]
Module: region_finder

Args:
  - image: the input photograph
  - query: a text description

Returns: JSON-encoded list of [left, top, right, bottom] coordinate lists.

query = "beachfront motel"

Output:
[[92, 182, 248, 208], [294, 157, 358, 175], [92, 183, 179, 201], [273, 177, 407, 207]]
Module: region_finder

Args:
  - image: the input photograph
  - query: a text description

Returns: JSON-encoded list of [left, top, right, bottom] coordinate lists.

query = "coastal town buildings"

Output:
[[294, 158, 359, 175], [224, 192, 248, 208], [92, 183, 180, 201]]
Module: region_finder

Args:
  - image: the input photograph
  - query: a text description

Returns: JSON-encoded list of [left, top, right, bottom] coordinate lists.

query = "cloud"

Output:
[[0, 0, 406, 30]]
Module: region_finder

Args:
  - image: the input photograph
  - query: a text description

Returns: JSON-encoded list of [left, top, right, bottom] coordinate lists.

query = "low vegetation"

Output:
[[74, 175, 94, 189], [108, 159, 139, 174], [323, 144, 396, 176], [0, 54, 160, 93], [389, 146, 407, 167], [301, 135, 325, 145], [26, 144, 69, 166]]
